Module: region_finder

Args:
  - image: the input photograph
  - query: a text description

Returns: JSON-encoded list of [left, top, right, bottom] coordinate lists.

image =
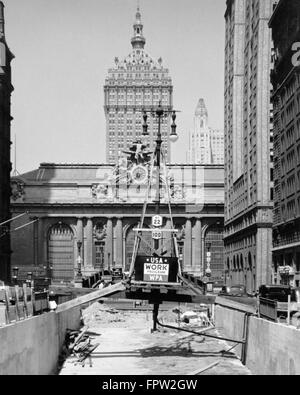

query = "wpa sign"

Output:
[[134, 256, 178, 283], [144, 258, 170, 282]]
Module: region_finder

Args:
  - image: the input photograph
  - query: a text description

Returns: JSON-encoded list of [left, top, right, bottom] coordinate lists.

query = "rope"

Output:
[[161, 151, 182, 276], [128, 152, 156, 278]]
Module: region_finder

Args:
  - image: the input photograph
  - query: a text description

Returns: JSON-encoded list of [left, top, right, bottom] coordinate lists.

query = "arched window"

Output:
[[125, 224, 152, 272], [93, 223, 107, 271], [233, 256, 237, 271], [48, 223, 74, 282]]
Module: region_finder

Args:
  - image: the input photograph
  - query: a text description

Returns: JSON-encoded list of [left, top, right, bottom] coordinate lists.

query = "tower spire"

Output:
[[131, 4, 146, 50]]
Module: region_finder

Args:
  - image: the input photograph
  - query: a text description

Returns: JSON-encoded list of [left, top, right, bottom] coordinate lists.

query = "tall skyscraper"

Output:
[[187, 98, 224, 165], [0, 1, 14, 282], [104, 7, 173, 164], [270, 0, 300, 287], [224, 0, 274, 293]]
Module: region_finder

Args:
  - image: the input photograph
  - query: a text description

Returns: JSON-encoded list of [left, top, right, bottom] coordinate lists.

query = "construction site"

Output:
[[1, 101, 300, 376], [1, 102, 300, 376], [1, 0, 300, 378]]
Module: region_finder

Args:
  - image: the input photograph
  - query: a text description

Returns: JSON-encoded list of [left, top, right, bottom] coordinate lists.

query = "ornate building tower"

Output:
[[104, 7, 173, 164], [0, 1, 14, 282], [187, 98, 224, 165]]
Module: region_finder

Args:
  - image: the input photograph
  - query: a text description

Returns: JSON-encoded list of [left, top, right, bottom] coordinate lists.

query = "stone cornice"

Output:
[[224, 204, 273, 228], [224, 222, 273, 243]]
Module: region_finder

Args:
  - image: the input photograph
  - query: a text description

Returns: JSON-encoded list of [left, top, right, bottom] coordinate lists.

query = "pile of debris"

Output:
[[60, 326, 99, 368], [171, 307, 211, 327], [82, 302, 128, 327]]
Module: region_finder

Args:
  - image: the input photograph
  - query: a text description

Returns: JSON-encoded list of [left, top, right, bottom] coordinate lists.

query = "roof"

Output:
[[14, 162, 224, 183]]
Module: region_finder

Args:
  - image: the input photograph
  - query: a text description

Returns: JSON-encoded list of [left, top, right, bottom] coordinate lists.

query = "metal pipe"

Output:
[[156, 318, 245, 345], [0, 211, 29, 226], [13, 219, 38, 232]]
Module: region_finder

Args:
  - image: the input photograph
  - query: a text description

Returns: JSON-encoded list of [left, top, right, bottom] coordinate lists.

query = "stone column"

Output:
[[193, 219, 202, 275], [84, 219, 94, 271], [43, 219, 48, 274], [184, 219, 192, 272], [77, 219, 83, 242], [105, 219, 113, 271], [115, 218, 123, 269], [37, 217, 45, 270], [33, 217, 38, 268]]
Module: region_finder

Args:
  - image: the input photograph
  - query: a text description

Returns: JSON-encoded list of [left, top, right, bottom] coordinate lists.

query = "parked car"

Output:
[[112, 268, 123, 281], [258, 285, 300, 319], [219, 284, 247, 297], [258, 285, 300, 303], [219, 285, 230, 295]]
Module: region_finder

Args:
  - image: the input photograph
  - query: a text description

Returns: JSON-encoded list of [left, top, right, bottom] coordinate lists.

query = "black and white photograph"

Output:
[[0, 0, 300, 378]]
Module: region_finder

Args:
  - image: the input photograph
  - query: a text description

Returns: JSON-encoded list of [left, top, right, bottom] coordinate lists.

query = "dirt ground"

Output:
[[59, 302, 252, 376]]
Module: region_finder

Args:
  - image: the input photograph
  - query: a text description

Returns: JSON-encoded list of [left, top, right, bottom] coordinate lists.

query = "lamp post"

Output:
[[77, 241, 82, 278], [206, 242, 212, 278], [142, 103, 179, 332], [12, 267, 19, 286], [142, 103, 179, 252]]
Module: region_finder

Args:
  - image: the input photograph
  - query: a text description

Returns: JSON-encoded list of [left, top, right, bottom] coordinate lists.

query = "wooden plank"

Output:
[[178, 275, 204, 296], [28, 287, 34, 317], [14, 286, 21, 321], [4, 287, 11, 324], [131, 281, 180, 287], [0, 289, 5, 302], [215, 296, 256, 314], [55, 282, 126, 313], [0, 303, 6, 326], [23, 284, 29, 318], [188, 361, 221, 375], [125, 290, 216, 304]]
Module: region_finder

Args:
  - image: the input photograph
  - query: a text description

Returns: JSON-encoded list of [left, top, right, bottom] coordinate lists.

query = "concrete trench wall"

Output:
[[0, 306, 82, 375], [215, 304, 300, 375]]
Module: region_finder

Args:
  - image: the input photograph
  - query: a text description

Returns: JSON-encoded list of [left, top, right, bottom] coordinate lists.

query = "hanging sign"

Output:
[[152, 215, 163, 227], [152, 229, 162, 240], [144, 258, 169, 282], [135, 256, 178, 283]]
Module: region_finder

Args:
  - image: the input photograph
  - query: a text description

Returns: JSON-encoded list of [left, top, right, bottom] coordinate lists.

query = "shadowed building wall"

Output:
[[270, 0, 300, 287], [0, 2, 14, 282], [224, 0, 275, 293]]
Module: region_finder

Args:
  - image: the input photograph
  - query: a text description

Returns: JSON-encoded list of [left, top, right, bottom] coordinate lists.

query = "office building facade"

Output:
[[187, 99, 224, 165], [224, 0, 274, 292], [0, 2, 14, 282], [270, 0, 300, 287]]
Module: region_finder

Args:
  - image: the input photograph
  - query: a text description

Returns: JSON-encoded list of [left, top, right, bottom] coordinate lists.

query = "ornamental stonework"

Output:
[[11, 180, 25, 201]]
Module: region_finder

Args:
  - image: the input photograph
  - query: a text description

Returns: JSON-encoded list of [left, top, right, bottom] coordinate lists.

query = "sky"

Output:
[[4, 0, 225, 173]]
